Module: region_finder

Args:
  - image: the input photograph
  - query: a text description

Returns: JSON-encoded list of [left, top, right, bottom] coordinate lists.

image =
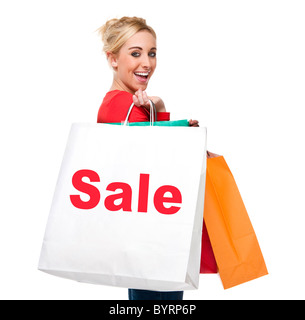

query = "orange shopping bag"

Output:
[[204, 156, 268, 289]]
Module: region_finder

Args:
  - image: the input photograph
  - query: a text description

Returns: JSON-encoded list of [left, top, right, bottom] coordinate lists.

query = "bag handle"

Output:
[[123, 100, 156, 126]]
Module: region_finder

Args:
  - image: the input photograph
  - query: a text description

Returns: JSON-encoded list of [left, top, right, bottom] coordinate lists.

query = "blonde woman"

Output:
[[97, 16, 199, 300], [97, 16, 199, 126]]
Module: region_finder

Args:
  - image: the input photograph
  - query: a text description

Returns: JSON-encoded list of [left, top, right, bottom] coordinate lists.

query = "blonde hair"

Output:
[[97, 16, 156, 55]]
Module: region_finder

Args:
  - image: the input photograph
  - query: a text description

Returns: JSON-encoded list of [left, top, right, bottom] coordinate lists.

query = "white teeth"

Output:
[[135, 72, 149, 76]]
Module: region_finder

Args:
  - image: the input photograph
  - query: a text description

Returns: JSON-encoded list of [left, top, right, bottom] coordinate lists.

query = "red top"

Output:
[[97, 90, 170, 123]]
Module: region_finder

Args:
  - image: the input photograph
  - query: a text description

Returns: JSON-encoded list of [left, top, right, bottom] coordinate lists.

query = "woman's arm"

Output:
[[132, 89, 200, 127], [147, 96, 166, 112]]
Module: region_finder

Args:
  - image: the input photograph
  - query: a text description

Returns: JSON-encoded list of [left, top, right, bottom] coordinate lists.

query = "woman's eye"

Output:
[[131, 51, 156, 58], [131, 51, 140, 57]]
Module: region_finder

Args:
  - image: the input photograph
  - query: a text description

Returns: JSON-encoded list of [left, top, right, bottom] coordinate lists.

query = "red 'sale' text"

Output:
[[70, 170, 182, 215]]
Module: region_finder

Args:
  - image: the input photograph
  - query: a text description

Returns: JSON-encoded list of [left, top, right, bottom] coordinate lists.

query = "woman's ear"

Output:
[[107, 52, 118, 69]]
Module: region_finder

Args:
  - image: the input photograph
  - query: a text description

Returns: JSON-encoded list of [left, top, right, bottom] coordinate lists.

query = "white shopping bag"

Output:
[[38, 122, 207, 291]]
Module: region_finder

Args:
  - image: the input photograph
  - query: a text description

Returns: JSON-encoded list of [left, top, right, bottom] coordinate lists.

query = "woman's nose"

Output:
[[140, 55, 151, 69]]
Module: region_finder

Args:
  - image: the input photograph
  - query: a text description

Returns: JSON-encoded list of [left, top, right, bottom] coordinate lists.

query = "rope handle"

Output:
[[123, 100, 156, 126]]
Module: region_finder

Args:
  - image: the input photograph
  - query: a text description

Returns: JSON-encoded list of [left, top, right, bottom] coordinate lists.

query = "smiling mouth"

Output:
[[134, 71, 150, 83]]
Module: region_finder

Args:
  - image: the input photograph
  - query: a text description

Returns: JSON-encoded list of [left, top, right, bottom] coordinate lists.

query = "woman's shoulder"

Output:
[[103, 90, 133, 105], [97, 90, 134, 123]]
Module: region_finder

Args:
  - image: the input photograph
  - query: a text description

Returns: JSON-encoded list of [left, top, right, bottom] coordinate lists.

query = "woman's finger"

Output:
[[133, 95, 141, 107], [189, 119, 199, 127], [136, 89, 144, 105], [207, 151, 220, 158], [143, 91, 149, 105]]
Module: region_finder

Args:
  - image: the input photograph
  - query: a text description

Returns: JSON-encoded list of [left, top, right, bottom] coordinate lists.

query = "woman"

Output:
[[97, 16, 199, 300], [97, 16, 199, 126]]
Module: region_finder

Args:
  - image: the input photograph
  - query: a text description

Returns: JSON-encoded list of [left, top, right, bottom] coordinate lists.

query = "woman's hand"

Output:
[[189, 119, 199, 127], [133, 89, 150, 108], [133, 89, 166, 112], [207, 151, 220, 158]]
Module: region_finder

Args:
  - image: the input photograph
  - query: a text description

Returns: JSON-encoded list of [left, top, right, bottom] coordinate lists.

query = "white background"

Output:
[[0, 0, 304, 300]]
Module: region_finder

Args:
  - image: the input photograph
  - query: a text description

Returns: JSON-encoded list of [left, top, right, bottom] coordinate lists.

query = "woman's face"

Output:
[[110, 30, 157, 94]]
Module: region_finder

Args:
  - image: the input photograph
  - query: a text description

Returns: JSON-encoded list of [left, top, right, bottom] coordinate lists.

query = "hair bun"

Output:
[[97, 16, 156, 55]]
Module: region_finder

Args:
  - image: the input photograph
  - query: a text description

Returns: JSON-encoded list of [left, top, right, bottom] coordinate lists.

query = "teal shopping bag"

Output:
[[107, 119, 189, 127]]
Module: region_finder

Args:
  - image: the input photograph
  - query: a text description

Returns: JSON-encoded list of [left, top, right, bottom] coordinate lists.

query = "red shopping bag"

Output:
[[200, 220, 217, 273]]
